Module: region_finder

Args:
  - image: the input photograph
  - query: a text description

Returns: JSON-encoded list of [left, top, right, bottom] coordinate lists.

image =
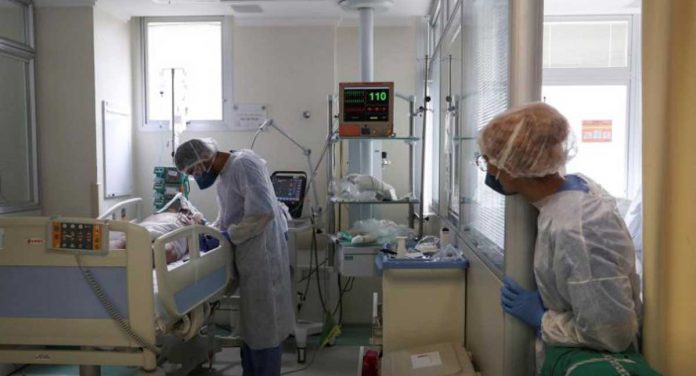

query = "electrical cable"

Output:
[[297, 258, 329, 284], [280, 343, 326, 375], [75, 255, 161, 355], [311, 222, 330, 313], [7, 364, 29, 376]]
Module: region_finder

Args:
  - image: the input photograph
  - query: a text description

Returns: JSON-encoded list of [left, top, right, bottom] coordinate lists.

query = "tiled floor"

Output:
[[194, 344, 360, 376], [11, 326, 369, 376], [11, 345, 360, 376]]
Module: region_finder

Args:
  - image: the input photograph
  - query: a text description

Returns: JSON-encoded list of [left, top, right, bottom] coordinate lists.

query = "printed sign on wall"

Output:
[[582, 120, 612, 143], [232, 103, 268, 131]]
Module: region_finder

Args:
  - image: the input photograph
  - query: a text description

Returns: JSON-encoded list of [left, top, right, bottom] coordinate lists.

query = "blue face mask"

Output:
[[485, 173, 515, 196], [194, 170, 219, 190]]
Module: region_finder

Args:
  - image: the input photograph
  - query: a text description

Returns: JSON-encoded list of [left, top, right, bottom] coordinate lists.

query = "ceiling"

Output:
[[96, 0, 430, 25]]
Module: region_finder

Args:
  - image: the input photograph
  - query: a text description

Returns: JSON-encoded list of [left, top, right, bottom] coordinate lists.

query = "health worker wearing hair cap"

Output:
[[174, 139, 294, 376], [477, 103, 651, 373]]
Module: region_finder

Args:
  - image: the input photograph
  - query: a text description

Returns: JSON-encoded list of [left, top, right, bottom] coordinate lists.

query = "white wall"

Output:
[[35, 7, 98, 217], [93, 7, 134, 214], [132, 21, 418, 323], [133, 23, 336, 219]]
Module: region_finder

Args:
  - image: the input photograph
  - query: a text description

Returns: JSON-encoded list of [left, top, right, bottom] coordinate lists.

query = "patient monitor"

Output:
[[48, 218, 110, 255], [339, 81, 394, 137], [271, 171, 307, 219]]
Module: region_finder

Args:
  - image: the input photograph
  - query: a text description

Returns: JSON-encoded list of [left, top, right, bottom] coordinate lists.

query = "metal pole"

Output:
[[408, 95, 416, 229], [448, 54, 452, 107], [349, 7, 378, 223], [418, 55, 429, 239], [269, 121, 309, 153], [359, 7, 374, 82], [327, 95, 335, 262], [171, 68, 175, 158]]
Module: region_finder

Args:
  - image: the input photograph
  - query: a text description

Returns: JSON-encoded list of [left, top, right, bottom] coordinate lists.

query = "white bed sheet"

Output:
[[152, 258, 188, 331]]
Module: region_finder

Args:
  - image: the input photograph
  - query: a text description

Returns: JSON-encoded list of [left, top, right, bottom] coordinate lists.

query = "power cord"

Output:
[[76, 255, 161, 355], [280, 338, 328, 375]]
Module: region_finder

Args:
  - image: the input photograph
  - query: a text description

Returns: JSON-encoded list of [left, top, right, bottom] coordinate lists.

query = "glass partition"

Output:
[[0, 0, 37, 214], [0, 0, 27, 45], [458, 0, 510, 269], [0, 53, 31, 206]]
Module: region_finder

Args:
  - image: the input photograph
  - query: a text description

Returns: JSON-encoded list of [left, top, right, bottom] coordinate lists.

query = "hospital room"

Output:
[[1, 0, 695, 375]]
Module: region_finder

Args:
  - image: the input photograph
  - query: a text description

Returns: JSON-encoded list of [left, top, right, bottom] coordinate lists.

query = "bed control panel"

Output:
[[48, 219, 109, 255]]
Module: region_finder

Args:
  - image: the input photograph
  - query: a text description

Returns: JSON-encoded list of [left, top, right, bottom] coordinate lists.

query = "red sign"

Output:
[[27, 238, 45, 246], [582, 120, 612, 143]]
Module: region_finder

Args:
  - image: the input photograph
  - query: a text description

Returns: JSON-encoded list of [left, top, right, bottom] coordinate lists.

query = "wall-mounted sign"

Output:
[[582, 119, 612, 143], [232, 103, 268, 131]]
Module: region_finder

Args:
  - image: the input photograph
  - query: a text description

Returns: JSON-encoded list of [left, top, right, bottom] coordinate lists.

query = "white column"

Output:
[[503, 0, 544, 375]]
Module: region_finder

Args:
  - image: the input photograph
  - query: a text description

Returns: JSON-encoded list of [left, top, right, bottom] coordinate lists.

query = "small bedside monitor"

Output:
[[271, 171, 307, 219]]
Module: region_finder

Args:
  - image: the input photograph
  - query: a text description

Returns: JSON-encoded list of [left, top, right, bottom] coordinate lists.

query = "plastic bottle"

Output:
[[362, 349, 380, 376], [440, 227, 450, 247], [396, 236, 407, 258]]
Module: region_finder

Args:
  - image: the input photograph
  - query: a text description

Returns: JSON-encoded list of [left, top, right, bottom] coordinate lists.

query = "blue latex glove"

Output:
[[501, 275, 546, 330], [198, 234, 220, 253], [221, 230, 232, 243]]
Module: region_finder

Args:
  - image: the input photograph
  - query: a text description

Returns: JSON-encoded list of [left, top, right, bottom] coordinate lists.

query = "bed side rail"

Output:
[[152, 225, 232, 320], [98, 198, 144, 222]]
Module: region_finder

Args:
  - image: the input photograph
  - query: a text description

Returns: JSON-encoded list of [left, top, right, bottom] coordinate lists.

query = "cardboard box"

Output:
[[381, 342, 477, 376]]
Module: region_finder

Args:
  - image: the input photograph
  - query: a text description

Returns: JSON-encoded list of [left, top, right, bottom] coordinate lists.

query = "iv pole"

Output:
[[164, 67, 186, 158]]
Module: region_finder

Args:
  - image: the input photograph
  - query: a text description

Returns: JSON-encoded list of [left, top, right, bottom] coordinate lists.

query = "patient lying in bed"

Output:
[[109, 209, 206, 264]]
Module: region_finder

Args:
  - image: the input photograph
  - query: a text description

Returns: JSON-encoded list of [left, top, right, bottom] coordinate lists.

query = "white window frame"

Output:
[[140, 16, 233, 132], [0, 0, 39, 214], [542, 14, 640, 199], [428, 52, 441, 214], [425, 0, 463, 216], [443, 24, 462, 224]]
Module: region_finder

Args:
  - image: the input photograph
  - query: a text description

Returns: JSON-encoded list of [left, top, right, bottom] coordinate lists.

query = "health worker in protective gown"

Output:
[[477, 103, 659, 375], [174, 139, 294, 376]]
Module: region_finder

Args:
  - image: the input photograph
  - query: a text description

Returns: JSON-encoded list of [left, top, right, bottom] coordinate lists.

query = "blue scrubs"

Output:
[[557, 174, 589, 193], [241, 342, 283, 376]]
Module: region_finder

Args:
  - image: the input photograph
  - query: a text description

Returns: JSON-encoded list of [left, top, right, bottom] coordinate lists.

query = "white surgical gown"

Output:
[[213, 149, 295, 350], [533, 174, 642, 353]]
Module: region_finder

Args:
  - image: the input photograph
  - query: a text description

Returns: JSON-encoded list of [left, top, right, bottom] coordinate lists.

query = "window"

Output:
[[544, 20, 628, 68], [542, 17, 638, 198], [0, 0, 38, 214], [142, 17, 231, 131], [442, 26, 462, 221], [458, 0, 510, 268], [0, 0, 27, 44]]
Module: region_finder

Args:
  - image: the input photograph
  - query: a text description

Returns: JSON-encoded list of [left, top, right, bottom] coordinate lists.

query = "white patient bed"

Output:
[[0, 199, 232, 374]]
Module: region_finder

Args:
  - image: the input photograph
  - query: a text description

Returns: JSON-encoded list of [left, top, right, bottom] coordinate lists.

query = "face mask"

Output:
[[485, 173, 515, 196], [193, 158, 218, 190], [194, 170, 219, 190]]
